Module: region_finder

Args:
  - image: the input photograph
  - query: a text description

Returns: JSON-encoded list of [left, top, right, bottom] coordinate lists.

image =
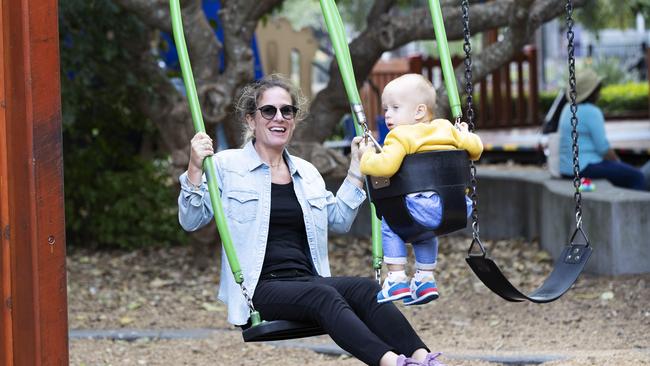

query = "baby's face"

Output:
[[381, 80, 420, 130]]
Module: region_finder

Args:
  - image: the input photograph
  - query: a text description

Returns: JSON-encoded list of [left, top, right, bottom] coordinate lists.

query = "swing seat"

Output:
[[242, 320, 325, 342], [367, 150, 471, 243], [466, 242, 592, 303]]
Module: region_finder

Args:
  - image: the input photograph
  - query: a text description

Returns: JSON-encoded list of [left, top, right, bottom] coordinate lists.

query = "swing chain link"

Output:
[[375, 268, 381, 285], [353, 103, 383, 153], [565, 0, 583, 229], [240, 283, 257, 313], [461, 0, 481, 244]]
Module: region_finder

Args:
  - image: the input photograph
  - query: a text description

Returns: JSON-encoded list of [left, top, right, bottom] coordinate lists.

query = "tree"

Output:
[[110, 0, 586, 178], [577, 0, 650, 33]]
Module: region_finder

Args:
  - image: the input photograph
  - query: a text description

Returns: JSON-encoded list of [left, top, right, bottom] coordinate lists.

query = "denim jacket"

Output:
[[178, 141, 366, 325]]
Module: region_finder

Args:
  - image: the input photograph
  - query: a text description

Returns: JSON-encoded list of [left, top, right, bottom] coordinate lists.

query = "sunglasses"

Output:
[[257, 105, 298, 120]]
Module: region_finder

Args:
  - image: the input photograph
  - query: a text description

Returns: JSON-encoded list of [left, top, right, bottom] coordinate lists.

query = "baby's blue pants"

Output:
[[382, 193, 472, 270]]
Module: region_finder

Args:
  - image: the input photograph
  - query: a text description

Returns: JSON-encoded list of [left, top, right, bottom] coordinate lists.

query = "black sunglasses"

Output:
[[257, 105, 298, 120]]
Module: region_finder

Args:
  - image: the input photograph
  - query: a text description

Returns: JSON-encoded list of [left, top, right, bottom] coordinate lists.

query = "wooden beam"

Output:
[[1, 0, 68, 364], [0, 1, 14, 364]]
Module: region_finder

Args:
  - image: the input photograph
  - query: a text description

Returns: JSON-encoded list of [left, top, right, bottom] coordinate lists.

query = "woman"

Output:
[[558, 68, 646, 191], [178, 75, 444, 366]]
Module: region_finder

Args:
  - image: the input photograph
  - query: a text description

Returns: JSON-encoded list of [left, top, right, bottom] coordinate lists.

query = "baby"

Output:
[[360, 73, 483, 305]]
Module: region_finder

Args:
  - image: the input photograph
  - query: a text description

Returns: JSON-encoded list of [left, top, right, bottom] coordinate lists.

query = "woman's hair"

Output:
[[235, 74, 308, 144]]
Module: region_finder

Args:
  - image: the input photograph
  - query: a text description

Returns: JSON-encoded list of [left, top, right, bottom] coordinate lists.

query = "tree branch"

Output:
[[297, 0, 588, 148], [367, 0, 397, 25]]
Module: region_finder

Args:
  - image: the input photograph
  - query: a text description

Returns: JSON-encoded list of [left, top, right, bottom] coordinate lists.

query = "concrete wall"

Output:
[[476, 168, 650, 275]]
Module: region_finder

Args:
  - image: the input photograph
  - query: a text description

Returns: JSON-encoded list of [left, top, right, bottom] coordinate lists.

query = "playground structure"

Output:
[[0, 1, 648, 364], [1, 0, 69, 364]]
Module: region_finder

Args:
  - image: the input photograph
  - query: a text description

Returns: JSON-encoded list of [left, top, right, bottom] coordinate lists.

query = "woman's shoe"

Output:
[[421, 352, 446, 366], [396, 355, 424, 366]]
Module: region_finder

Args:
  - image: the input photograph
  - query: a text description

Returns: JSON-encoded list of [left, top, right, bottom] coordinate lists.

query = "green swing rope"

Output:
[[319, 0, 383, 276], [427, 0, 463, 119], [169, 0, 261, 326]]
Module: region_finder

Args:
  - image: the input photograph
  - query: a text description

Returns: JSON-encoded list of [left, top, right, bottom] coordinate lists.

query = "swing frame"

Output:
[[169, 0, 593, 343]]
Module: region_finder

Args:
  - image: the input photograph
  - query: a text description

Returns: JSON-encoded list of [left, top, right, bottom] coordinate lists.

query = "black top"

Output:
[[260, 182, 314, 278]]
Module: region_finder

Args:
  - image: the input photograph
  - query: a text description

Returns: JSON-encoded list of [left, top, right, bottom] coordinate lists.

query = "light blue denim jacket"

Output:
[[178, 141, 366, 325]]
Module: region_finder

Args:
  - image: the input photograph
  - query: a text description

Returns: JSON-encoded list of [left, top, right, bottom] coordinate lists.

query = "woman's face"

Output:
[[246, 86, 297, 151]]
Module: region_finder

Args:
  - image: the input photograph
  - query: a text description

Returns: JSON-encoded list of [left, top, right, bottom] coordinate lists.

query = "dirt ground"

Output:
[[67, 235, 650, 365]]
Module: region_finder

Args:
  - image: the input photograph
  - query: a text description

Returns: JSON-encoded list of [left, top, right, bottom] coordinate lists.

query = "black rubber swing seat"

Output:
[[466, 241, 592, 303], [242, 320, 325, 342], [367, 150, 471, 243]]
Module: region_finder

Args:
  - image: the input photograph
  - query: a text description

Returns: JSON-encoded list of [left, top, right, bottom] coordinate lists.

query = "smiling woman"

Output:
[[177, 74, 441, 366]]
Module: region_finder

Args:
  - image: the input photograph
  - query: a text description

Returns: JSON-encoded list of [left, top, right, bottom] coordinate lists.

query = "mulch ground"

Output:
[[68, 235, 650, 365]]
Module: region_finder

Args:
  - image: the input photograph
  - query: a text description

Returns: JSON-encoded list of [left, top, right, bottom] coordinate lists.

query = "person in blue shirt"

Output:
[[178, 74, 446, 366], [558, 68, 647, 191]]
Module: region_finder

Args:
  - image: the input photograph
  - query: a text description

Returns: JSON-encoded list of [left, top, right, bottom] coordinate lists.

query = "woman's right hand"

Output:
[[188, 132, 214, 186]]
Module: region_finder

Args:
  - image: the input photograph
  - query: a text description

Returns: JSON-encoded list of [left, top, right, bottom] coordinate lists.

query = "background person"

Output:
[[558, 68, 647, 191]]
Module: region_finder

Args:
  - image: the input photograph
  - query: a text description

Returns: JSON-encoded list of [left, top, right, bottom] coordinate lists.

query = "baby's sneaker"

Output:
[[403, 275, 439, 306], [377, 276, 411, 303]]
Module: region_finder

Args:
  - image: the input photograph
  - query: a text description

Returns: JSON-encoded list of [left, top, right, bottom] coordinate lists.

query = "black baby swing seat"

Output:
[[367, 150, 471, 243]]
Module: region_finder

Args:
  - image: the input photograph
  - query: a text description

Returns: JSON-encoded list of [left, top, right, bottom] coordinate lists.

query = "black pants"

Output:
[[253, 275, 428, 366]]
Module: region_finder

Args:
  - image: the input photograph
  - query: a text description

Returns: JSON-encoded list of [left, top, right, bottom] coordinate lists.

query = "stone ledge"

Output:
[[476, 167, 650, 276]]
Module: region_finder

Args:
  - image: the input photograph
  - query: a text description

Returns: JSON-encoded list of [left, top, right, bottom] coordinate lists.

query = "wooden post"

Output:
[[516, 56, 526, 126], [646, 46, 649, 118], [0, 4, 13, 364], [526, 45, 539, 126], [1, 0, 68, 364]]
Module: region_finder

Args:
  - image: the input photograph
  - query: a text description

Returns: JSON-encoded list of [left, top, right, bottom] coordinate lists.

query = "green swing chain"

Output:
[[169, 0, 261, 326], [319, 0, 384, 283], [428, 0, 485, 255]]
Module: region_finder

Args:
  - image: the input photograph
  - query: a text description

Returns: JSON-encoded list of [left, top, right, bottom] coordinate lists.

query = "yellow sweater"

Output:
[[361, 119, 483, 178]]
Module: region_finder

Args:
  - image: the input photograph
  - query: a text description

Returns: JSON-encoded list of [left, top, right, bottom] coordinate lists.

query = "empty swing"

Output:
[[456, 0, 593, 303]]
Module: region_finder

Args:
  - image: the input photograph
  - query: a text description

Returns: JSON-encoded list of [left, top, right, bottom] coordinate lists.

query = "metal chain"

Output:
[[461, 0, 484, 255], [565, 0, 583, 229], [240, 283, 256, 313], [352, 103, 383, 153]]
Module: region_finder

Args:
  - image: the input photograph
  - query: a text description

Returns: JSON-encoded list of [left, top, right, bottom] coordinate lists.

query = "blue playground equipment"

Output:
[[161, 0, 263, 79]]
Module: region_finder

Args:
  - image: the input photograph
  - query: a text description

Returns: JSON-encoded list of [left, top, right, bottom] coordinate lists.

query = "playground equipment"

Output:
[[462, 0, 592, 302], [169, 0, 592, 344]]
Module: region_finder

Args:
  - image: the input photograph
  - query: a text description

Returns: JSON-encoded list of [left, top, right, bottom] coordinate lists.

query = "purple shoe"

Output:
[[396, 355, 423, 366], [422, 352, 446, 366]]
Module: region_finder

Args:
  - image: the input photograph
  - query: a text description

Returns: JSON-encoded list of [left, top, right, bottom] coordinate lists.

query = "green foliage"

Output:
[[599, 82, 649, 113], [539, 90, 559, 116], [60, 0, 185, 249], [592, 58, 638, 85], [576, 0, 650, 32], [539, 82, 649, 116]]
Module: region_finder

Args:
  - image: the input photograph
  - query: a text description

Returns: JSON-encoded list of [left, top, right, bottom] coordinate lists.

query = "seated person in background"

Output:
[[359, 74, 483, 306], [558, 68, 647, 191]]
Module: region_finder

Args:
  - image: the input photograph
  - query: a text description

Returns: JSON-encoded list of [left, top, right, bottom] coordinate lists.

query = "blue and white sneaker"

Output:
[[377, 277, 411, 303], [403, 276, 439, 306]]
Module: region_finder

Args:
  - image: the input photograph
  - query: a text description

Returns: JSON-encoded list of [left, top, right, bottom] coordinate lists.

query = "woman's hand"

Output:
[[347, 136, 366, 188], [188, 132, 214, 187]]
